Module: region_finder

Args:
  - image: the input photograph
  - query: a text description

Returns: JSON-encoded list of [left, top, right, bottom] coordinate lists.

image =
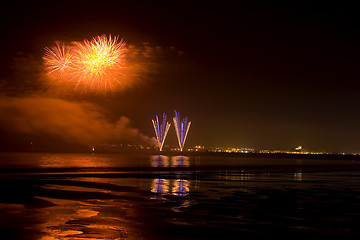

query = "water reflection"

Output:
[[37, 198, 128, 240], [151, 179, 190, 199], [170, 156, 190, 167], [151, 155, 170, 167], [36, 153, 154, 169], [151, 179, 170, 198], [294, 171, 303, 181], [150, 155, 190, 167], [39, 154, 104, 168], [172, 179, 190, 197], [151, 155, 191, 199], [222, 171, 256, 181]]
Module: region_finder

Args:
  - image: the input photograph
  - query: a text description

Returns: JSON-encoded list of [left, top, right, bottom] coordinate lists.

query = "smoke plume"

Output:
[[0, 40, 184, 151], [0, 96, 156, 150]]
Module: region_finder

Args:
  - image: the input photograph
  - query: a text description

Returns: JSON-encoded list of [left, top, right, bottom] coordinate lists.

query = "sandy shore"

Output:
[[1, 168, 360, 239], [1, 153, 360, 239]]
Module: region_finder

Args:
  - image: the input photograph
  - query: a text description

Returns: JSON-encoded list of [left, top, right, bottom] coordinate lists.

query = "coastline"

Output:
[[2, 149, 360, 160], [1, 152, 360, 239]]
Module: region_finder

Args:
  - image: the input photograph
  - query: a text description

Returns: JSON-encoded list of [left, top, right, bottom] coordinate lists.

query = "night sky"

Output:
[[0, 1, 359, 152]]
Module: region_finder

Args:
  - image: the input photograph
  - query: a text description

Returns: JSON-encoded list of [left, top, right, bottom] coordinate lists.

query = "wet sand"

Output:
[[1, 153, 360, 239]]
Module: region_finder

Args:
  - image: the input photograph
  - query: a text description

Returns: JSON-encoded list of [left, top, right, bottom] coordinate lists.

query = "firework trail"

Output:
[[152, 113, 171, 151], [173, 110, 191, 152], [43, 35, 126, 91]]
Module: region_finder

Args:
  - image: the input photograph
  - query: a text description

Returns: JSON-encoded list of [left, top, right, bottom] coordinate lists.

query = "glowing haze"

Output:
[[0, 35, 164, 151], [0, 96, 156, 149], [43, 35, 126, 92]]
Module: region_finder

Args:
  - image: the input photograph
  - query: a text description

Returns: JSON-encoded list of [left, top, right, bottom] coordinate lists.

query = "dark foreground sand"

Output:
[[1, 153, 360, 239]]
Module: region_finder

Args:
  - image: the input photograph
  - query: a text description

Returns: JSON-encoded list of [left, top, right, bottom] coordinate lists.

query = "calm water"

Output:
[[1, 152, 360, 239]]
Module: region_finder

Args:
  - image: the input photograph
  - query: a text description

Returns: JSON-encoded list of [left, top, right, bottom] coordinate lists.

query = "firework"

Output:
[[74, 35, 126, 89], [43, 35, 126, 91], [173, 110, 191, 152], [152, 113, 171, 151], [43, 42, 75, 76]]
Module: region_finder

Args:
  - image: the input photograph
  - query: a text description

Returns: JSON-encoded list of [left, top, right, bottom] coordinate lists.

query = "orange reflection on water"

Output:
[[39, 154, 104, 168], [294, 171, 303, 181], [37, 197, 129, 240], [37, 198, 98, 240], [222, 171, 256, 181]]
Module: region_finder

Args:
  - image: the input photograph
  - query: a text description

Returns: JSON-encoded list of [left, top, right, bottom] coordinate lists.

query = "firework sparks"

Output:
[[43, 35, 126, 91], [173, 110, 191, 152], [43, 42, 75, 76], [152, 113, 171, 151], [74, 35, 126, 89]]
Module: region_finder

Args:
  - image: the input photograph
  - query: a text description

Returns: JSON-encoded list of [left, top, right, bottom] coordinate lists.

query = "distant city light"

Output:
[[295, 146, 303, 151]]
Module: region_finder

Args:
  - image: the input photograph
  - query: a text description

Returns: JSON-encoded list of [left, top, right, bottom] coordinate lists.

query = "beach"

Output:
[[1, 152, 360, 239]]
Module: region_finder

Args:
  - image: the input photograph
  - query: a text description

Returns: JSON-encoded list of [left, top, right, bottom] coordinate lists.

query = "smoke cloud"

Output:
[[0, 40, 185, 151], [0, 96, 156, 149]]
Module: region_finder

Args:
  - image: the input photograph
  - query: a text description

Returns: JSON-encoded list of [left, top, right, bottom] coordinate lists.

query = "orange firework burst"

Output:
[[43, 35, 126, 91], [74, 35, 126, 89], [43, 42, 75, 76]]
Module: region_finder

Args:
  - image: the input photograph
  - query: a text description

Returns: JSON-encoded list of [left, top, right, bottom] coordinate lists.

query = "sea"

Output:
[[1, 152, 360, 240]]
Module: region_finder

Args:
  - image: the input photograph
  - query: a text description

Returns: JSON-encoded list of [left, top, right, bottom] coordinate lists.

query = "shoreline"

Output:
[[1, 162, 360, 176], [1, 152, 360, 239], [1, 151, 360, 174], [2, 150, 360, 161]]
